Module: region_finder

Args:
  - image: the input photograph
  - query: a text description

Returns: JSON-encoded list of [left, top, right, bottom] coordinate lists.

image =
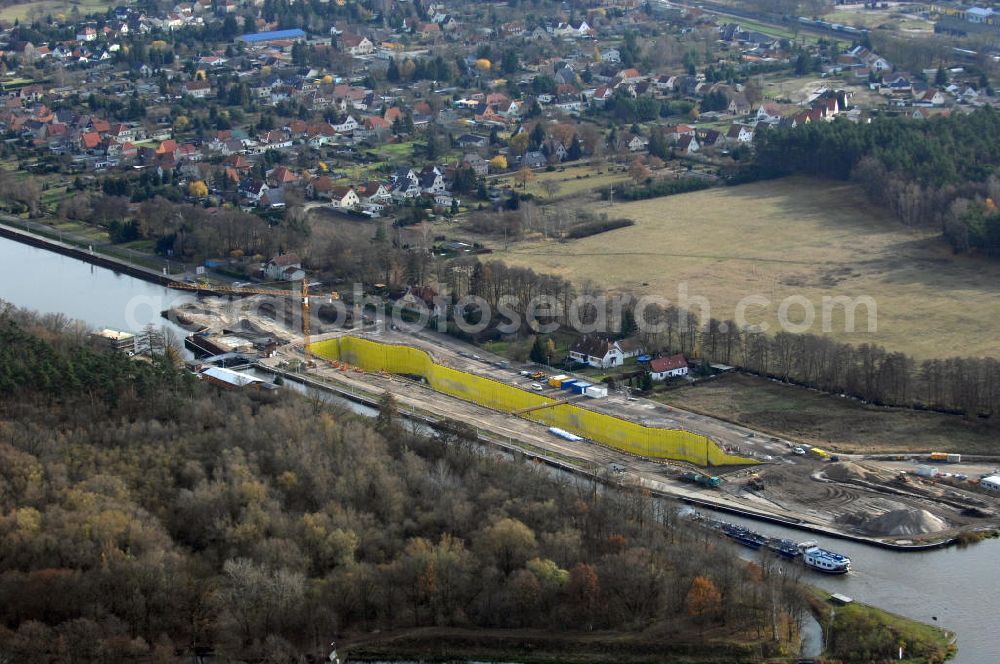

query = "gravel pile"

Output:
[[863, 508, 948, 536], [824, 461, 879, 483]]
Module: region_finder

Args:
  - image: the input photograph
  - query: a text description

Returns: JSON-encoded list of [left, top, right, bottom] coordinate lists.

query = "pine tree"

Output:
[[568, 134, 582, 161], [530, 335, 548, 364], [387, 58, 400, 83], [376, 392, 400, 433], [935, 66, 948, 87]]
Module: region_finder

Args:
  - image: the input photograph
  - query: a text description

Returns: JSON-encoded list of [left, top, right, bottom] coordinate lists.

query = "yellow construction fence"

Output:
[[310, 336, 757, 467]]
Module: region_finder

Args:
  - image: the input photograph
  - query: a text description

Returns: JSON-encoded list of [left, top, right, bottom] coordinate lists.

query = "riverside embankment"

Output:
[[2, 230, 999, 662]]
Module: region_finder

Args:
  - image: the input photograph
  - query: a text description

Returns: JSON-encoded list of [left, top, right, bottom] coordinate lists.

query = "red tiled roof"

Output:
[[649, 354, 687, 373]]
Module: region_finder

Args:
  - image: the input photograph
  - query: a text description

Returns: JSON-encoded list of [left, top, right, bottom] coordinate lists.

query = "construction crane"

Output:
[[301, 278, 310, 362], [168, 277, 338, 362]]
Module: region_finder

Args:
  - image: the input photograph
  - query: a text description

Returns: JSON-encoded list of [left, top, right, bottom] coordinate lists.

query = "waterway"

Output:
[[1, 233, 998, 662], [0, 234, 194, 341]]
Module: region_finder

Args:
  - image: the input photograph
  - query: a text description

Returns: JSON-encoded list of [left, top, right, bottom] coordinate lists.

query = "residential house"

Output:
[[419, 167, 447, 194], [340, 34, 374, 56], [726, 123, 755, 145], [356, 182, 391, 204], [755, 103, 784, 124], [616, 336, 645, 359], [521, 151, 547, 169], [264, 254, 303, 280], [456, 133, 488, 148], [240, 178, 269, 203], [648, 354, 688, 380], [919, 89, 945, 106], [617, 68, 643, 84], [434, 193, 459, 208], [665, 124, 696, 143], [967, 7, 994, 23], [184, 80, 212, 99], [698, 128, 723, 148], [333, 115, 359, 134], [266, 165, 298, 188], [569, 336, 624, 369], [628, 135, 648, 152], [260, 188, 286, 209], [307, 175, 335, 199], [675, 135, 699, 155], [591, 85, 614, 106], [329, 186, 360, 209], [552, 21, 592, 38], [727, 93, 752, 116], [462, 153, 489, 176]]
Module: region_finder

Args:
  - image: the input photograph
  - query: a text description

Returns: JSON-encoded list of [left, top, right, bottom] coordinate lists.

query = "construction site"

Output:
[[167, 292, 1000, 547]]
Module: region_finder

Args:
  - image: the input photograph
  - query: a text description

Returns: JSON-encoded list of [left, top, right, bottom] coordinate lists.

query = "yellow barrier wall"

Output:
[[311, 337, 757, 467]]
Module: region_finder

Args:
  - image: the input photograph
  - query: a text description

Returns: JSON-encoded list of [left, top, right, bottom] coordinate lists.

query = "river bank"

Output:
[[0, 219, 173, 285], [258, 361, 967, 552], [1, 230, 997, 661]]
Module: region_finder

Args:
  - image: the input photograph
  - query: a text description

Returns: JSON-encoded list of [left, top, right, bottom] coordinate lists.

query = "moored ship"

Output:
[[798, 541, 851, 574]]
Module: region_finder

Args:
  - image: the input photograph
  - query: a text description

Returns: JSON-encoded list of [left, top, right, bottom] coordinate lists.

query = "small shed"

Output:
[[585, 384, 608, 399], [980, 475, 1000, 492]]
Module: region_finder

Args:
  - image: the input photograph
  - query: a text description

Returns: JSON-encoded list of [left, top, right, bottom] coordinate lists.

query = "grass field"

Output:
[[495, 177, 1000, 360], [804, 587, 955, 663], [824, 8, 933, 31], [0, 0, 110, 22], [658, 373, 1000, 454], [494, 164, 630, 199]]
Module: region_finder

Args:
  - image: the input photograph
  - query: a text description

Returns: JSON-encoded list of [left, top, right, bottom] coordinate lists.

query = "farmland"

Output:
[[495, 177, 1000, 360], [658, 373, 1000, 455], [0, 0, 111, 22]]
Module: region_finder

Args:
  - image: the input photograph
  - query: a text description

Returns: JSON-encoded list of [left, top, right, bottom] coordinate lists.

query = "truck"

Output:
[[548, 374, 569, 389], [809, 447, 830, 460], [680, 471, 722, 488], [928, 452, 961, 463]]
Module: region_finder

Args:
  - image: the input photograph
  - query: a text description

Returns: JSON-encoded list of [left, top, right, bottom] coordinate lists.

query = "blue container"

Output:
[[560, 379, 578, 390], [572, 382, 591, 394]]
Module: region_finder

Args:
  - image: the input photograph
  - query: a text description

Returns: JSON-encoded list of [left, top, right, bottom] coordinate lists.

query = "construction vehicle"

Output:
[[680, 471, 722, 488]]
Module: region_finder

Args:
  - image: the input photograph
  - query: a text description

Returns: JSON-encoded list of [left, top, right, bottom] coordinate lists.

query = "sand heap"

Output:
[[863, 509, 949, 536], [824, 461, 880, 483]]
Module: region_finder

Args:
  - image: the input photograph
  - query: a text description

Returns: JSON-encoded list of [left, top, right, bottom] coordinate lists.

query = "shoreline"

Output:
[[0, 220, 172, 287], [0, 225, 981, 552], [256, 363, 961, 552]]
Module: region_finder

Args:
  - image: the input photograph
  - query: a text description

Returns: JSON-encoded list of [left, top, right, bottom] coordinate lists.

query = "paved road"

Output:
[[0, 214, 188, 276]]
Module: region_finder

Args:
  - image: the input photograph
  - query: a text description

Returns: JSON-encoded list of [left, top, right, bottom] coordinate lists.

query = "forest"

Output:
[[0, 302, 810, 662], [752, 106, 1000, 255]]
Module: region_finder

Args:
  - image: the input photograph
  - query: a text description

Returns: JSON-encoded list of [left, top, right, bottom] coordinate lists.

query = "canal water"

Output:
[[1, 233, 998, 662], [0, 234, 194, 341]]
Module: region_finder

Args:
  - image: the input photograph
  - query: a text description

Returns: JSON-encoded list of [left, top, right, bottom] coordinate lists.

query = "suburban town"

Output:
[[1, 0, 1000, 661]]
